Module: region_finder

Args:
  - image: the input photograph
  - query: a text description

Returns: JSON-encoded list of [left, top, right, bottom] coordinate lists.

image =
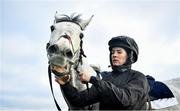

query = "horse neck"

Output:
[[69, 50, 87, 91], [70, 69, 86, 91]]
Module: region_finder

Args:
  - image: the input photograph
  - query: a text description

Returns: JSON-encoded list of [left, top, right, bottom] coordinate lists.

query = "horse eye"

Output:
[[50, 25, 55, 32]]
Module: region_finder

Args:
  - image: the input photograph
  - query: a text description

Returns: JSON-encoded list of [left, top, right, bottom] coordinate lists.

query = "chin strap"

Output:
[[48, 65, 61, 111]]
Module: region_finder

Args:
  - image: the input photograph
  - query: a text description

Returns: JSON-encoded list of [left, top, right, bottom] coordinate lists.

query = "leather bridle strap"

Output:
[[48, 65, 61, 111], [61, 33, 76, 55], [76, 34, 93, 110]]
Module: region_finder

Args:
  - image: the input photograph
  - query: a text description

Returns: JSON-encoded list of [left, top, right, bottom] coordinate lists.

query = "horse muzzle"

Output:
[[50, 64, 69, 77], [48, 44, 59, 54], [47, 54, 75, 77], [47, 43, 74, 59]]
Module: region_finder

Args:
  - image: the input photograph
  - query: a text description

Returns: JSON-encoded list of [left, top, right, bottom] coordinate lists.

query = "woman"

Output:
[[55, 35, 150, 110]]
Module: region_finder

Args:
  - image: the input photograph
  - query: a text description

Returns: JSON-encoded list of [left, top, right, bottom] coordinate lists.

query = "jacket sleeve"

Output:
[[61, 82, 100, 107], [89, 73, 149, 106]]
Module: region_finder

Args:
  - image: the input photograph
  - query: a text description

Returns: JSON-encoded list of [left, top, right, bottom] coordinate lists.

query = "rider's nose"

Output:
[[112, 51, 117, 57], [48, 44, 59, 53]]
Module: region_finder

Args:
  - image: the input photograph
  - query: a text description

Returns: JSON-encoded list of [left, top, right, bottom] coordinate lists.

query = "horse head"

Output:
[[46, 12, 93, 77], [46, 12, 98, 110]]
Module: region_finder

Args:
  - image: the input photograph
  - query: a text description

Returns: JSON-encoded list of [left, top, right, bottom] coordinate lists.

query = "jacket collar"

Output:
[[112, 64, 131, 73]]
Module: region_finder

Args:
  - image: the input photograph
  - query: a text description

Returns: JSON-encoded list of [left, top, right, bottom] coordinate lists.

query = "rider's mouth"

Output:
[[112, 59, 119, 63], [51, 64, 67, 73]]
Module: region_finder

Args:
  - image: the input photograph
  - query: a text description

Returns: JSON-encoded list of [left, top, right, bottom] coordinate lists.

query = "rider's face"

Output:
[[111, 47, 128, 66]]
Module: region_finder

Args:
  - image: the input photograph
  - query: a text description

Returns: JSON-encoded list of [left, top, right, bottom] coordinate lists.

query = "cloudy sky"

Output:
[[1, 0, 180, 110]]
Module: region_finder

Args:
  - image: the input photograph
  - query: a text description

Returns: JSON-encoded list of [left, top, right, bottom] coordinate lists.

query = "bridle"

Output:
[[47, 32, 79, 77], [48, 32, 93, 110]]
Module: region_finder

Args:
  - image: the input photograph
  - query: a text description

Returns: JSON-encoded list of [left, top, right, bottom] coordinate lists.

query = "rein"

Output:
[[48, 33, 93, 110], [48, 65, 61, 111], [74, 33, 93, 110]]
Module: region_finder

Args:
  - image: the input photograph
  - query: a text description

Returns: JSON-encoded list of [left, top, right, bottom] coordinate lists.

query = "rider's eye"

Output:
[[50, 25, 55, 32], [111, 50, 115, 54]]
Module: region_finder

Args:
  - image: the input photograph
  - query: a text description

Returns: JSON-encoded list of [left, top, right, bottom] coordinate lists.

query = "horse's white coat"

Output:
[[47, 13, 96, 109]]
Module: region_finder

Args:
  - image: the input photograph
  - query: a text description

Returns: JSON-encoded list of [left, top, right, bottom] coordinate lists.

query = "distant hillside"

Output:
[[164, 77, 180, 110], [164, 77, 180, 86]]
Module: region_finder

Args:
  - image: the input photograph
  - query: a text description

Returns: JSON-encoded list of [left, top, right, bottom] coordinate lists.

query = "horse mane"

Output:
[[54, 12, 93, 30]]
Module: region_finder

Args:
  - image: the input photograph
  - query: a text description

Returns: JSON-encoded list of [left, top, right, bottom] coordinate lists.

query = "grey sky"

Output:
[[1, 0, 180, 110]]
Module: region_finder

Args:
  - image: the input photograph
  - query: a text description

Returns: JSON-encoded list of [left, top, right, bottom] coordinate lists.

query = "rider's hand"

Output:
[[77, 64, 96, 83], [55, 75, 70, 85], [79, 72, 91, 83]]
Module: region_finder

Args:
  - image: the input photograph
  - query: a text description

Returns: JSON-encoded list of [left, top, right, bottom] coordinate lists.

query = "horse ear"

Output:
[[78, 15, 94, 30], [54, 12, 94, 30]]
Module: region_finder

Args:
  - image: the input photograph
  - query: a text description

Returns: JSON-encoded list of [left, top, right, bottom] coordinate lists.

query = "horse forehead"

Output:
[[55, 22, 82, 32]]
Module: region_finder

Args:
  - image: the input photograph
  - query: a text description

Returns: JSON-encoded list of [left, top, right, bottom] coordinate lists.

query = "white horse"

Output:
[[46, 12, 97, 110]]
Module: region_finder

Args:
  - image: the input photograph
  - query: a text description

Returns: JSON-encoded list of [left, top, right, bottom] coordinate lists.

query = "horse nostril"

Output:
[[65, 50, 73, 59], [48, 44, 59, 53]]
